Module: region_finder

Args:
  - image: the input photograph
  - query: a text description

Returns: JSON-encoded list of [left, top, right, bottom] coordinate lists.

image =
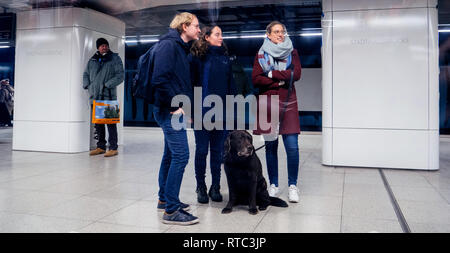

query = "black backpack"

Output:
[[132, 43, 160, 103]]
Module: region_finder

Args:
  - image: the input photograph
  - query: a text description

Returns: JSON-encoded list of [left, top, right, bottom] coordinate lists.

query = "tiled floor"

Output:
[[0, 127, 449, 233]]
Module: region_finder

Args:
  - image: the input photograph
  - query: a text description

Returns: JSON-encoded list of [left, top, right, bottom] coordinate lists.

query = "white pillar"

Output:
[[13, 7, 125, 153], [322, 0, 439, 170]]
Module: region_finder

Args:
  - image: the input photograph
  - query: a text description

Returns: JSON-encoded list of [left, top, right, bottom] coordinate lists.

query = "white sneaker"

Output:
[[288, 185, 299, 203], [268, 184, 279, 197]]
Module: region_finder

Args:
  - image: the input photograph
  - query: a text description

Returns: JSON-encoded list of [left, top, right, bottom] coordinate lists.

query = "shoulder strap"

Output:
[[287, 54, 292, 68], [288, 62, 295, 88]]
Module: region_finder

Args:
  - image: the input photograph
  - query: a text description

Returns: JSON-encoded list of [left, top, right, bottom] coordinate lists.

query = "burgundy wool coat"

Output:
[[251, 49, 302, 135]]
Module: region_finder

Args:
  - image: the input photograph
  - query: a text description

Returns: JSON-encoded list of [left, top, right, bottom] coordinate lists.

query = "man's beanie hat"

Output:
[[96, 38, 109, 49]]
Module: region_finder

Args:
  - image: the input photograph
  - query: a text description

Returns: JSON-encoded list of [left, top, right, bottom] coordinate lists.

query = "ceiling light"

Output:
[[300, 32, 322, 37]]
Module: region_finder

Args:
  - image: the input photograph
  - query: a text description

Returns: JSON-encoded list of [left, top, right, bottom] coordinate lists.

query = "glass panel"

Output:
[[439, 32, 450, 134], [123, 1, 323, 131]]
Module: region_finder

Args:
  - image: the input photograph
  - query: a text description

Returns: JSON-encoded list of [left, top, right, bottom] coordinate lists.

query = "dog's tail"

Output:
[[269, 197, 288, 207]]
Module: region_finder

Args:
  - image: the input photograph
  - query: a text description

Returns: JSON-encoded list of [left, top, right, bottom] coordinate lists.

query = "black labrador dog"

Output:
[[222, 130, 288, 215]]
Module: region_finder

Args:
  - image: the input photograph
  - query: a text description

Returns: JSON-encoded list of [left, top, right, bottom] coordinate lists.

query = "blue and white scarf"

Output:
[[257, 36, 293, 73]]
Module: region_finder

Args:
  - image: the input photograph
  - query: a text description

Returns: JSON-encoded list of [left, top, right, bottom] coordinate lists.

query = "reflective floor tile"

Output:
[[0, 188, 29, 201], [390, 185, 447, 203], [87, 182, 158, 200], [0, 211, 27, 227], [35, 196, 136, 221], [409, 222, 450, 233], [438, 189, 450, 204], [299, 170, 345, 184], [0, 191, 81, 214], [383, 170, 433, 188], [0, 174, 73, 191], [100, 200, 172, 230], [397, 200, 450, 225], [344, 172, 384, 185], [342, 195, 397, 220], [254, 212, 341, 233], [0, 214, 91, 233], [278, 194, 343, 216], [166, 205, 264, 233], [77, 222, 168, 233], [421, 174, 450, 190], [343, 183, 390, 200], [341, 217, 402, 233], [1, 127, 450, 233], [39, 177, 121, 195]]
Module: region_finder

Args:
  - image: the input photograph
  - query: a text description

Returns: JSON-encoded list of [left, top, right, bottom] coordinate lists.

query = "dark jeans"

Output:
[[194, 129, 227, 188], [265, 134, 299, 186], [153, 106, 189, 213], [95, 124, 118, 150]]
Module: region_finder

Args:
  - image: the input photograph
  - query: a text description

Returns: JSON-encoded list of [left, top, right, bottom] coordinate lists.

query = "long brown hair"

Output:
[[190, 25, 228, 58]]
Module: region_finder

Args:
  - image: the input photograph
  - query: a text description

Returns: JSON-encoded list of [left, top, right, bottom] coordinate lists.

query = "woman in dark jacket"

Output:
[[190, 25, 236, 204], [252, 21, 302, 203]]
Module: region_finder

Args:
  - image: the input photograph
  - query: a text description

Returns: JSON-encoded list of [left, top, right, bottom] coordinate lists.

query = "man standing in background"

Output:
[[83, 38, 124, 157]]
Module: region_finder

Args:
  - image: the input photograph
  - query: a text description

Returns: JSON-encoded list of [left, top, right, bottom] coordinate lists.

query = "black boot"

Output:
[[208, 184, 223, 202], [196, 185, 209, 204]]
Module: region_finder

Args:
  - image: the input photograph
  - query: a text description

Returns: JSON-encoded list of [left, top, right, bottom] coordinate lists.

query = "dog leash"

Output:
[[254, 67, 295, 152]]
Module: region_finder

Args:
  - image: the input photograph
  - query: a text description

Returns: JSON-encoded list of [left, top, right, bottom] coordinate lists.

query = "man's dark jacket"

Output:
[[83, 50, 124, 101], [151, 28, 193, 112]]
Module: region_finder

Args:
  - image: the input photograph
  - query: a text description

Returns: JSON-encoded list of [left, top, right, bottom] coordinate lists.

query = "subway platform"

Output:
[[0, 127, 449, 233]]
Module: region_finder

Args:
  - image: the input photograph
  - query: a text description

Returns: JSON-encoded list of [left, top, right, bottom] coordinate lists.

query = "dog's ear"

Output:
[[224, 133, 231, 158], [244, 131, 253, 144]]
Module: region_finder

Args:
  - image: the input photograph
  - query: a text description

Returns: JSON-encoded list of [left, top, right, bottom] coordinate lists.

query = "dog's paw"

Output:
[[258, 206, 267, 211], [249, 208, 258, 215], [222, 207, 232, 214]]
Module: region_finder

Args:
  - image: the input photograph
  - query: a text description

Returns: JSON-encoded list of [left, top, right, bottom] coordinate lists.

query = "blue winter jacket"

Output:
[[189, 46, 237, 126], [151, 28, 193, 112]]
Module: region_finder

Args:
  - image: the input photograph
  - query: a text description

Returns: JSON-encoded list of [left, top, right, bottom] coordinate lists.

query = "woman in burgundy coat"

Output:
[[251, 21, 302, 203]]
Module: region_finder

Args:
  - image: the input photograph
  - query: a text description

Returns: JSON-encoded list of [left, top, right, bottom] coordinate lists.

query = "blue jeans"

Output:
[[153, 106, 190, 213], [194, 129, 227, 188], [264, 134, 299, 186]]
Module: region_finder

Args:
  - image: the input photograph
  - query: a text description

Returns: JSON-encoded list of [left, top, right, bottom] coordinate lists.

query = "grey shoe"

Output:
[[157, 201, 190, 212], [162, 209, 199, 225]]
